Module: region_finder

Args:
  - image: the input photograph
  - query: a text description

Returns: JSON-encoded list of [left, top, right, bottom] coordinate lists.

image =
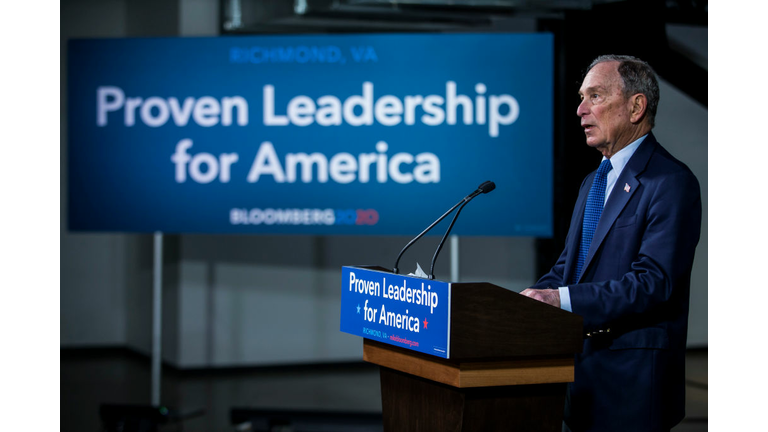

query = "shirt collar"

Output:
[[603, 134, 647, 175]]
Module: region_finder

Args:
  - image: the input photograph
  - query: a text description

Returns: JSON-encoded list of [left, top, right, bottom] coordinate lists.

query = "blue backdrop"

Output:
[[68, 33, 553, 235]]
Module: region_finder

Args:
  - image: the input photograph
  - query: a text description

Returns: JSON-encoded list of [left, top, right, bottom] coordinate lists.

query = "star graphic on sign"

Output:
[[356, 304, 361, 314], [423, 318, 428, 329]]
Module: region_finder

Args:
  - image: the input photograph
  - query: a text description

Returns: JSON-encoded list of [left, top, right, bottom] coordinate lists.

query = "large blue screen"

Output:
[[68, 33, 553, 235]]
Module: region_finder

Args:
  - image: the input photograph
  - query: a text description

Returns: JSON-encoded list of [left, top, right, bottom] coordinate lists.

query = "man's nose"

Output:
[[576, 99, 589, 117]]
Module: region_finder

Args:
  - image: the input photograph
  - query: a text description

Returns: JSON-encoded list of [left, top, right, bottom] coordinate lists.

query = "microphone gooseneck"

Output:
[[392, 199, 464, 275], [392, 181, 496, 277], [429, 181, 495, 279]]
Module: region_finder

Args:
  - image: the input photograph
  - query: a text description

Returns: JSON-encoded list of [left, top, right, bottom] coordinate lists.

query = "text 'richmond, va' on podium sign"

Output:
[[339, 266, 450, 358]]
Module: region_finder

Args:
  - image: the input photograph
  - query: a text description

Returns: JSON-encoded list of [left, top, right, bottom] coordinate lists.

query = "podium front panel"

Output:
[[340, 266, 451, 359]]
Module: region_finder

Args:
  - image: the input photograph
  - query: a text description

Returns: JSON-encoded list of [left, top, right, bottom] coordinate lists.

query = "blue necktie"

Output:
[[571, 159, 613, 284]]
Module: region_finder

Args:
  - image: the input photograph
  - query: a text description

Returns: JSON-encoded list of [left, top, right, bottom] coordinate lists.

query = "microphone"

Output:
[[392, 181, 496, 277], [429, 181, 495, 279]]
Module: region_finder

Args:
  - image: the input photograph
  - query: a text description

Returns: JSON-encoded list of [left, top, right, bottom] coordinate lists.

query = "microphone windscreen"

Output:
[[479, 181, 496, 194]]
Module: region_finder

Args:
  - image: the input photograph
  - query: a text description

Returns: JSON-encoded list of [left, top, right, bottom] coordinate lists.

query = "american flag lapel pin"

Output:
[[624, 183, 631, 192]]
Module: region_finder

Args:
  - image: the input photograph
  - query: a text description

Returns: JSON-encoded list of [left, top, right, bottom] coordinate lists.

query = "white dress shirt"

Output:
[[558, 135, 647, 312]]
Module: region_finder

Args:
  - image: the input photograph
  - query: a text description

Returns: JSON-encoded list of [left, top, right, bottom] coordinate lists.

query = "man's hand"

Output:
[[520, 288, 561, 308]]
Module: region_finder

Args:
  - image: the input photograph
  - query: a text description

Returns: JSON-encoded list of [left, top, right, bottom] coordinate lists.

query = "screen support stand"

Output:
[[152, 231, 163, 407], [450, 235, 459, 282]]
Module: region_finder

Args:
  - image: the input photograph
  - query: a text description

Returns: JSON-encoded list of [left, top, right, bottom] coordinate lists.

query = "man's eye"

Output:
[[591, 94, 599, 99]]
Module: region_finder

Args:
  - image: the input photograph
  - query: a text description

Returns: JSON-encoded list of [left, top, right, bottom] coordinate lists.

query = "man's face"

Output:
[[577, 62, 635, 155]]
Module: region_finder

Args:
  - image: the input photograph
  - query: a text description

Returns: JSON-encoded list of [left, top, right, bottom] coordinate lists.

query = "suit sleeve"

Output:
[[531, 238, 568, 289], [569, 169, 702, 332]]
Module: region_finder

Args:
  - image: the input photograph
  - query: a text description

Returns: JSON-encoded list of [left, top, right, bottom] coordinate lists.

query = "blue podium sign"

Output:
[[68, 33, 553, 235], [339, 266, 450, 358]]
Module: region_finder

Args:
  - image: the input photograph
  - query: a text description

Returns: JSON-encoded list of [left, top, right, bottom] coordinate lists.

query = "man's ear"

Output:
[[629, 93, 647, 124]]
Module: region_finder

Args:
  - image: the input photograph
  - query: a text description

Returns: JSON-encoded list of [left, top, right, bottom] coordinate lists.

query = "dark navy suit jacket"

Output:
[[532, 133, 701, 431]]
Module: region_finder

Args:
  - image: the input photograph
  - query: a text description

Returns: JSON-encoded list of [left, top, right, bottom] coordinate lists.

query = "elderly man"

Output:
[[521, 55, 701, 431]]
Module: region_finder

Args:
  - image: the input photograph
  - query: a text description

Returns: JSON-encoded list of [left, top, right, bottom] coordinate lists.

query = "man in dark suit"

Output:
[[521, 55, 701, 431]]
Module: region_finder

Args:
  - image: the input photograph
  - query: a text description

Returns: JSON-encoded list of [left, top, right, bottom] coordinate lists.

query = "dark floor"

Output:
[[61, 348, 707, 432]]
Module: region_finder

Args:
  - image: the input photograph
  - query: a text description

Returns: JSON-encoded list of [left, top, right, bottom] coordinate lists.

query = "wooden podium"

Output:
[[360, 268, 583, 432]]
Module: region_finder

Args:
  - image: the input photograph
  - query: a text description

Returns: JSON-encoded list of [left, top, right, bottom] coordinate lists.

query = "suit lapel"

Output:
[[578, 134, 658, 283], [564, 174, 593, 284]]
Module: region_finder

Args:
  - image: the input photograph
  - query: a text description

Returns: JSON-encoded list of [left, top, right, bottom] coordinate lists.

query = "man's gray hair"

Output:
[[588, 55, 660, 128]]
